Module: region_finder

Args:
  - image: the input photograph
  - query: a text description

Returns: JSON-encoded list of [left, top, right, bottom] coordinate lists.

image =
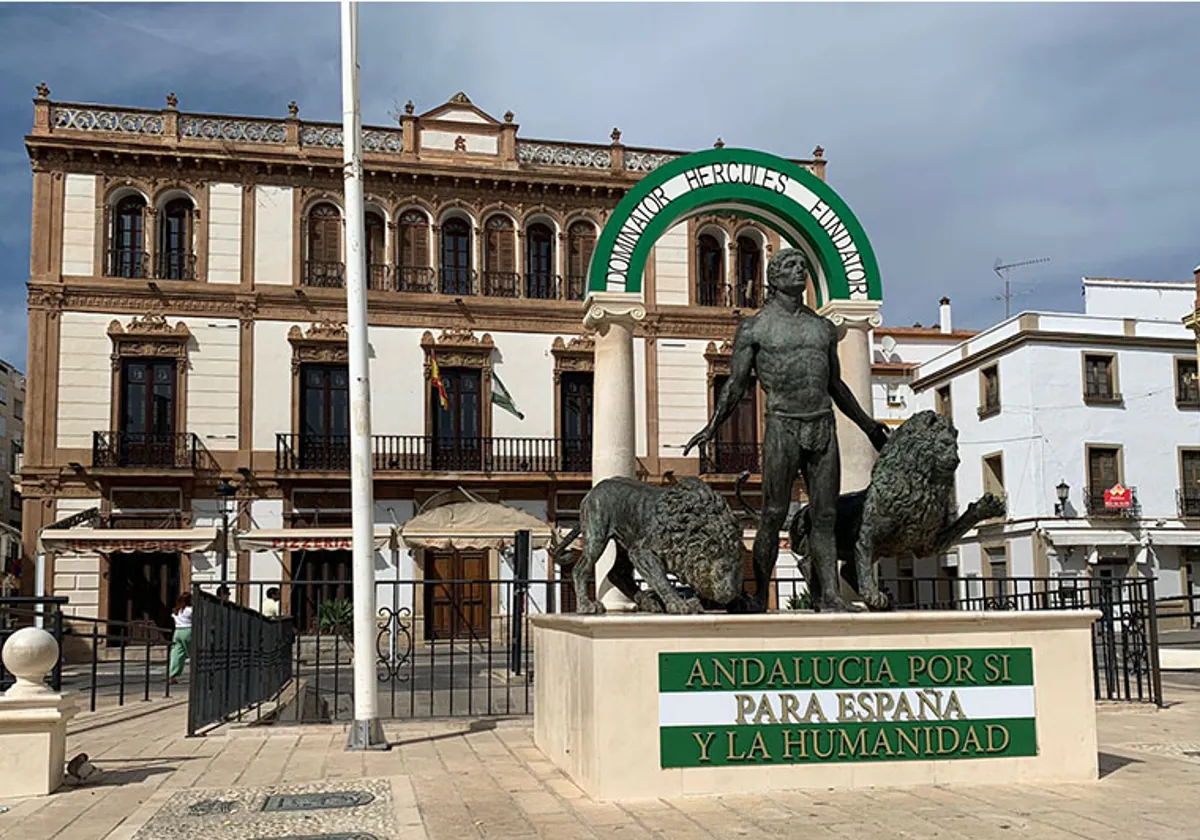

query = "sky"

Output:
[[0, 1, 1198, 370]]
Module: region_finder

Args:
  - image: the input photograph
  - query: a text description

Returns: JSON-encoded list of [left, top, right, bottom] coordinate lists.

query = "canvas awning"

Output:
[[1143, 529, 1200, 547], [236, 527, 394, 552], [38, 526, 219, 554], [400, 502, 554, 550], [1042, 529, 1138, 547]]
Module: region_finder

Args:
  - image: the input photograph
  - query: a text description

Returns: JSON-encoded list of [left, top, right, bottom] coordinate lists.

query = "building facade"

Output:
[[21, 87, 852, 635], [0, 360, 25, 532], [899, 277, 1199, 606]]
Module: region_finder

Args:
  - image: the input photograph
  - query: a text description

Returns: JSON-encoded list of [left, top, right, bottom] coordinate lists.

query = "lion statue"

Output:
[[788, 410, 1006, 612], [552, 476, 745, 614]]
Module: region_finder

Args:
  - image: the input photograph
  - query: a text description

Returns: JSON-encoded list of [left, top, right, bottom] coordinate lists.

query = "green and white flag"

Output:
[[491, 373, 525, 420]]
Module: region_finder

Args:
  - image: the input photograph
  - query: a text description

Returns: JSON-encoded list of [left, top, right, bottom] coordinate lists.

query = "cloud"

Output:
[[1, 2, 1198, 368]]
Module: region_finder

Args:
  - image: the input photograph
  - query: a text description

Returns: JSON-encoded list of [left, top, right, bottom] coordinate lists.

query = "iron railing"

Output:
[[1084, 485, 1140, 517], [524, 272, 560, 300], [366, 263, 390, 291], [1177, 488, 1200, 518], [482, 270, 520, 298], [396, 266, 436, 293], [733, 281, 763, 309], [303, 260, 346, 288], [106, 247, 149, 279], [696, 281, 729, 307], [93, 430, 200, 469], [188, 589, 295, 735], [440, 267, 476, 296], [275, 433, 592, 473], [154, 250, 196, 280], [699, 442, 762, 475], [564, 274, 587, 301]]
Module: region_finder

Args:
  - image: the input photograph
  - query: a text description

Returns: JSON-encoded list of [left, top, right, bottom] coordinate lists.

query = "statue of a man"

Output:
[[684, 248, 889, 612]]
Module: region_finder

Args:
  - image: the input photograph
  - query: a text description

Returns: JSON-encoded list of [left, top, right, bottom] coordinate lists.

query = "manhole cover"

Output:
[[260, 791, 375, 813], [188, 800, 239, 816]]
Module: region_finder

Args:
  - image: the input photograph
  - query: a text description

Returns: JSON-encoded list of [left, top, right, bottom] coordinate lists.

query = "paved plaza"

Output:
[[1, 676, 1199, 840]]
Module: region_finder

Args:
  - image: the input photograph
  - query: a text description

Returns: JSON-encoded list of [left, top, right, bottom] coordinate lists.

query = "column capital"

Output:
[[583, 291, 646, 332], [818, 298, 883, 335]]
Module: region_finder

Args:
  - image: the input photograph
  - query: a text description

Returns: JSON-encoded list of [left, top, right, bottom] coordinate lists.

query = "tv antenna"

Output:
[[993, 257, 1050, 319]]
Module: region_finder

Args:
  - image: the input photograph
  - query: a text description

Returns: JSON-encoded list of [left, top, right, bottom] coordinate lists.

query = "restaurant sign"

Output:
[[1103, 484, 1132, 510], [659, 648, 1036, 767]]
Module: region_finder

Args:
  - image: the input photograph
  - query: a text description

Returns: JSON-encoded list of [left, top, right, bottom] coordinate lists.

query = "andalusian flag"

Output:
[[430, 350, 450, 411], [491, 372, 525, 420]]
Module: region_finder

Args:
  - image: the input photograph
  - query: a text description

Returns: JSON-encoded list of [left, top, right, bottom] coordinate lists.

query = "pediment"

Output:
[[419, 92, 500, 126]]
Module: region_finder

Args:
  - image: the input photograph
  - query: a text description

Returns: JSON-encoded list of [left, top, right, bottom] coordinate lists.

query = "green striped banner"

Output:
[[659, 649, 1036, 768]]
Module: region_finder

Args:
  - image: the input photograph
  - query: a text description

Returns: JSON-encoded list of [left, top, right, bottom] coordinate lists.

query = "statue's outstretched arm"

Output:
[[683, 320, 755, 455]]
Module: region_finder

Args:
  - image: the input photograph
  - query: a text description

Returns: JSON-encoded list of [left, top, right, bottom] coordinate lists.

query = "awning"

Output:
[[1042, 529, 1138, 547], [1144, 529, 1200, 547], [38, 527, 219, 554], [400, 502, 554, 550], [237, 527, 394, 552]]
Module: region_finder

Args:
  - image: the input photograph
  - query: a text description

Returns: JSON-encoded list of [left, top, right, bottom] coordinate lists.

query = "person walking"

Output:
[[262, 587, 282, 618], [168, 593, 193, 683]]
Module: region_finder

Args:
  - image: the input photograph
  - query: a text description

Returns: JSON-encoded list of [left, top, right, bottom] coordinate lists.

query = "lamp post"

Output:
[[215, 478, 238, 582], [1054, 480, 1070, 517]]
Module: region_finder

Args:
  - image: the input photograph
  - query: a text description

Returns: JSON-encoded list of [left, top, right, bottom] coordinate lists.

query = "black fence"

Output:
[[188, 590, 295, 735], [276, 433, 592, 474], [93, 430, 201, 469]]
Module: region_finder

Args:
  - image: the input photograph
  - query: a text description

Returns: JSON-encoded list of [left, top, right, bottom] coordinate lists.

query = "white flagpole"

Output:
[[341, 0, 386, 751]]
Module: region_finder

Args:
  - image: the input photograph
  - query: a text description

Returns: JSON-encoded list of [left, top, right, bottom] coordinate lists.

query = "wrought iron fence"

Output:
[[699, 442, 762, 475], [93, 430, 200, 469], [482, 270, 521, 298], [1084, 485, 1140, 517], [564, 274, 587, 301], [106, 247, 149, 279], [366, 264, 391, 291], [440, 267, 476, 296], [303, 260, 346, 288], [696, 281, 729, 307], [1176, 489, 1200, 519], [275, 433, 591, 473], [524, 272, 560, 300], [397, 266, 436, 293], [155, 250, 196, 281]]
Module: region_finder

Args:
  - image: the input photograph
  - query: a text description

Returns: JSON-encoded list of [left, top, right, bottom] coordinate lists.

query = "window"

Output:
[[0, 416, 5, 438], [431, 367, 482, 470], [735, 235, 762, 308], [305, 203, 343, 287], [0, 382, 7, 403], [695, 233, 725, 306], [985, 546, 1009, 600], [1177, 358, 1200, 406], [156, 197, 194, 280], [978, 365, 1000, 417], [299, 364, 350, 470], [118, 358, 177, 467], [936, 384, 952, 420], [982, 453, 1005, 502], [10, 489, 19, 513], [1181, 450, 1200, 517], [396, 210, 432, 292], [1087, 445, 1122, 513], [12, 400, 21, 421], [525, 223, 556, 299], [886, 384, 904, 406], [440, 217, 473, 295], [109, 194, 147, 278], [560, 371, 593, 472], [365, 211, 387, 290], [709, 374, 759, 474], [566, 221, 597, 301], [1083, 353, 1119, 403], [0, 451, 7, 471], [483, 216, 517, 297]]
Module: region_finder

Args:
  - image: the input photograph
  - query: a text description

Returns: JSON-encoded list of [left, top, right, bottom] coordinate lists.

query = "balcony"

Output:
[[366, 264, 390, 291], [564, 275, 588, 302], [525, 272, 561, 300], [154, 251, 196, 281], [105, 247, 149, 279], [1179, 489, 1200, 519], [93, 431, 201, 469], [276, 434, 592, 474], [699, 442, 762, 475], [481, 271, 520, 298], [303, 260, 346, 288], [696, 282, 730, 308], [396, 266, 436, 294], [439, 267, 477, 296], [1084, 485, 1140, 518]]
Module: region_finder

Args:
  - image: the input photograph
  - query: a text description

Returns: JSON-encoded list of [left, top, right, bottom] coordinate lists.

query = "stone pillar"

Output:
[[0, 627, 79, 797], [583, 292, 646, 610], [818, 299, 882, 494]]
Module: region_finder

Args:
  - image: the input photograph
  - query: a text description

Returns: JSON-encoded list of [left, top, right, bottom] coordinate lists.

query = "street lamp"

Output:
[[1054, 480, 1070, 517], [215, 478, 238, 582]]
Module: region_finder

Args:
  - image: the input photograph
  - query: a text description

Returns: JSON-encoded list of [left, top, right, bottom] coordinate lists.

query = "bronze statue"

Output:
[[684, 248, 889, 613]]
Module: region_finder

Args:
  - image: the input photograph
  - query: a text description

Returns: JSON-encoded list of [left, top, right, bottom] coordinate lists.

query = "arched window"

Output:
[[109, 194, 147, 278], [397, 209, 431, 292], [365, 211, 387, 290], [440, 217, 473, 295], [735, 235, 763, 308], [696, 233, 724, 306], [566, 221, 597, 301], [156, 198, 194, 280], [525, 222, 555, 299], [483, 215, 517, 297], [305, 203, 344, 287]]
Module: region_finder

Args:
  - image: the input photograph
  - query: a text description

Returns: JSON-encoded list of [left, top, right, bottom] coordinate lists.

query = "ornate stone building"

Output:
[[22, 86, 836, 635]]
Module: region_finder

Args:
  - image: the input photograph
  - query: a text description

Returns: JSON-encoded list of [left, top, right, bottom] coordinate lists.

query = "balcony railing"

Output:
[[93, 431, 200, 469], [1084, 485, 1140, 518], [1178, 489, 1200, 519], [303, 261, 346, 288], [696, 281, 730, 308], [397, 266, 436, 294], [564, 275, 588, 302], [699, 442, 762, 475], [440, 267, 476, 296], [276, 434, 592, 473], [366, 264, 390, 291], [482, 271, 520, 298], [106, 248, 149, 279], [525, 272, 561, 300], [154, 250, 196, 281]]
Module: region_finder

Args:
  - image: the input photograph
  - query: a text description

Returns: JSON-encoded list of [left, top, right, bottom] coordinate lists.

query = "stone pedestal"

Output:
[[583, 292, 646, 611], [819, 299, 882, 494], [0, 626, 79, 797], [533, 610, 1099, 801]]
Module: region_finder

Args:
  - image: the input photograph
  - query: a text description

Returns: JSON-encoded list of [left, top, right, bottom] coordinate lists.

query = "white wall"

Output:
[[420, 130, 497, 155], [49, 497, 103, 612], [365, 325, 428, 439], [61, 174, 96, 276], [1084, 279, 1194, 322], [253, 186, 293, 285], [207, 183, 242, 284], [57, 313, 111, 448], [656, 339, 709, 458], [653, 223, 689, 306], [187, 320, 240, 450], [251, 320, 294, 450], [490, 331, 556, 439], [247, 499, 286, 584]]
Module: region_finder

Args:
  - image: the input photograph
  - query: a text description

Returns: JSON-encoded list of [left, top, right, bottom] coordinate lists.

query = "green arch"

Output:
[[589, 147, 880, 306]]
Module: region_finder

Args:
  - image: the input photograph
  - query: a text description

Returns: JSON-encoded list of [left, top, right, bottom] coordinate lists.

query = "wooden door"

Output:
[[106, 552, 180, 645], [712, 374, 759, 473], [290, 549, 353, 633], [119, 358, 177, 466], [1088, 447, 1120, 502], [300, 364, 350, 469], [560, 372, 593, 472], [424, 550, 490, 641], [432, 368, 482, 470]]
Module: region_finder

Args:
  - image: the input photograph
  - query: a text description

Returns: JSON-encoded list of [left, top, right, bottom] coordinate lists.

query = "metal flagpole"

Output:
[[341, 0, 386, 751]]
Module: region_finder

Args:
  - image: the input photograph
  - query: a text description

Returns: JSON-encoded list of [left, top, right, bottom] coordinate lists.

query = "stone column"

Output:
[[583, 292, 646, 610], [818, 299, 882, 494]]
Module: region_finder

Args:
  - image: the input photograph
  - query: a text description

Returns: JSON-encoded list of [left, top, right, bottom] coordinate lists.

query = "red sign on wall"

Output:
[[1103, 484, 1132, 509]]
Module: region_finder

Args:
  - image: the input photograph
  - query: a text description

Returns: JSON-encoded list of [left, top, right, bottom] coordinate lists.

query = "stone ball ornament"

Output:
[[2, 626, 60, 697]]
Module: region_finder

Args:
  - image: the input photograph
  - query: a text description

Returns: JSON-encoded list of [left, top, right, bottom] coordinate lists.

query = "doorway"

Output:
[[290, 549, 353, 633], [106, 552, 180, 645], [424, 549, 490, 641]]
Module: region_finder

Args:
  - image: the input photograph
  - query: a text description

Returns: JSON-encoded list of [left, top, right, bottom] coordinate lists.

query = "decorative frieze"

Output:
[[52, 107, 164, 135], [179, 116, 285, 144], [517, 142, 612, 170], [624, 150, 678, 173], [300, 125, 344, 149], [288, 320, 349, 371], [551, 335, 595, 379], [420, 327, 494, 371]]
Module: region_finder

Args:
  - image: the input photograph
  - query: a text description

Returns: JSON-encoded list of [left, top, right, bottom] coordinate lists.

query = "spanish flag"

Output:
[[431, 350, 450, 412]]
